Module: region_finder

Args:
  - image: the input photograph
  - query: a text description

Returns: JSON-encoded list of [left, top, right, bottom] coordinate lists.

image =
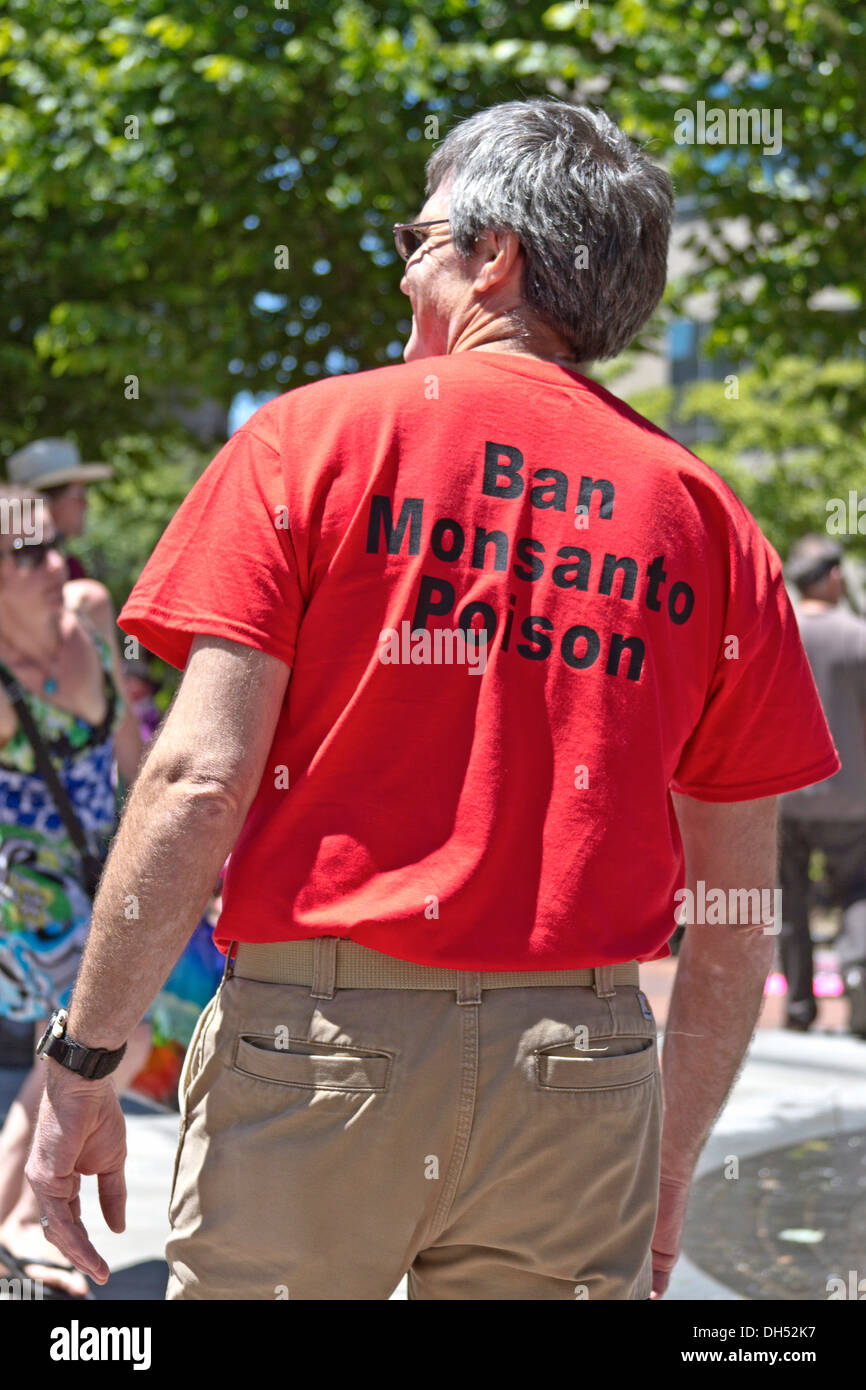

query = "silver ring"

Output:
[[39, 1215, 49, 1227]]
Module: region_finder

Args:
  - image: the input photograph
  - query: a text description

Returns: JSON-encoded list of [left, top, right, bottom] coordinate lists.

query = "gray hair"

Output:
[[425, 99, 674, 363]]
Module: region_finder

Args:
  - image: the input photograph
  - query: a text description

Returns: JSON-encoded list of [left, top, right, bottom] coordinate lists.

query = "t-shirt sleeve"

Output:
[[117, 427, 303, 671], [671, 512, 840, 802]]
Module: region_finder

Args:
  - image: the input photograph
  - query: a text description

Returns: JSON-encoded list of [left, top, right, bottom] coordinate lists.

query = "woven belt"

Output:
[[231, 939, 640, 992]]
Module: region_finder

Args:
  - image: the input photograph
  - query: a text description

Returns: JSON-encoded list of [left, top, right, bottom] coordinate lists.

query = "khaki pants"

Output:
[[165, 939, 661, 1300]]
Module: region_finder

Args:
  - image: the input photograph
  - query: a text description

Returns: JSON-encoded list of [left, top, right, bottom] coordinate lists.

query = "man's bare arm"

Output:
[[651, 792, 778, 1293], [66, 634, 291, 1049], [664, 791, 778, 1170], [26, 635, 290, 1281]]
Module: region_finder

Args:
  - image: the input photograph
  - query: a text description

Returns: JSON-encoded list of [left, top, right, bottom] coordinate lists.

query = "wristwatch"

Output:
[[36, 1008, 127, 1080]]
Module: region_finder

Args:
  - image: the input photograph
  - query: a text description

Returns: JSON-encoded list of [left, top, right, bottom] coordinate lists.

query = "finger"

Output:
[[39, 1195, 110, 1284], [97, 1164, 127, 1233], [650, 1236, 678, 1300], [39, 1202, 105, 1282]]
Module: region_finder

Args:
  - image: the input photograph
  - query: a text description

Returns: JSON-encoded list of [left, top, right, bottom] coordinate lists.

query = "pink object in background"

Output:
[[763, 971, 844, 998], [814, 971, 844, 998]]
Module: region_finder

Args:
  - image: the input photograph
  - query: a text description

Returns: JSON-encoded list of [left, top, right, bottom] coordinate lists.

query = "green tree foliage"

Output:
[[71, 433, 209, 696], [2, 0, 863, 453], [547, 0, 866, 371], [629, 358, 866, 566], [0, 0, 862, 631], [73, 433, 206, 611]]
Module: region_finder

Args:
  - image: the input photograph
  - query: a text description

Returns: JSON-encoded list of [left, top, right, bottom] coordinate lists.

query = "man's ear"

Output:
[[473, 228, 522, 291]]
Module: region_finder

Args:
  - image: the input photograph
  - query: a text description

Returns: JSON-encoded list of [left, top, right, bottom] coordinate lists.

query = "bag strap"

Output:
[[0, 663, 105, 897]]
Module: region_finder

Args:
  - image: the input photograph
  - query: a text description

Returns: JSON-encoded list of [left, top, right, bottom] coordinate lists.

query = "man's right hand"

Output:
[[25, 1065, 128, 1284]]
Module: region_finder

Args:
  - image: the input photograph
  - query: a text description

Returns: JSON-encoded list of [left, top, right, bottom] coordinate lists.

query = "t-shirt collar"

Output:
[[456, 348, 594, 390]]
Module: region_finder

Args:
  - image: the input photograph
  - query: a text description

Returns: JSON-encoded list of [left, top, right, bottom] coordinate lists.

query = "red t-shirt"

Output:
[[118, 351, 840, 969]]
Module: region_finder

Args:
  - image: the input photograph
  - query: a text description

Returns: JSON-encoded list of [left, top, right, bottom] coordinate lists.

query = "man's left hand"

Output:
[[650, 1173, 692, 1298]]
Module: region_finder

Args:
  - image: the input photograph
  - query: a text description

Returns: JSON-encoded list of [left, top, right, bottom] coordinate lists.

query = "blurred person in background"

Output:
[[778, 535, 866, 1037], [121, 656, 163, 744], [10, 437, 130, 737], [0, 483, 148, 1298], [7, 438, 114, 583]]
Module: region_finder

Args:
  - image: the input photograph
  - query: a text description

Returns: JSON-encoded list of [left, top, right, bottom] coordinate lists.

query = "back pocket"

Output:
[[536, 1035, 656, 1092], [232, 1033, 392, 1092]]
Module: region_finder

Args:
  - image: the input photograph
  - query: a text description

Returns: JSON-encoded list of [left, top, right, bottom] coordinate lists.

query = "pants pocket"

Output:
[[231, 1032, 393, 1092], [535, 1035, 657, 1091]]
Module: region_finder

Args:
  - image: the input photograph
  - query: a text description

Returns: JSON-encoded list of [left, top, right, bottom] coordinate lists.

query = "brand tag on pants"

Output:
[[636, 990, 654, 1021]]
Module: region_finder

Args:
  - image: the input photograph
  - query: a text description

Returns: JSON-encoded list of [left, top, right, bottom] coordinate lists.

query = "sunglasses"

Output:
[[2, 532, 67, 570], [392, 219, 452, 261]]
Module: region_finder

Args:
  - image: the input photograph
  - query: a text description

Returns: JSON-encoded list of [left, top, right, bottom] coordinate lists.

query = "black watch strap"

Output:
[[37, 1010, 127, 1080]]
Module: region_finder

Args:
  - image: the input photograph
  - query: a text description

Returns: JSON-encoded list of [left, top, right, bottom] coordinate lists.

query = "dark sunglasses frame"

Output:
[[392, 219, 451, 261], [3, 532, 67, 570]]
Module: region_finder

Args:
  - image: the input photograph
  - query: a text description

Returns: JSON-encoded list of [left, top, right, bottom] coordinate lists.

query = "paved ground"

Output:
[[2, 949, 863, 1301]]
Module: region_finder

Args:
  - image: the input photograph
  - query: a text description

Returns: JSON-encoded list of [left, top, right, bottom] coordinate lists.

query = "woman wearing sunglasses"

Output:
[[0, 484, 148, 1298]]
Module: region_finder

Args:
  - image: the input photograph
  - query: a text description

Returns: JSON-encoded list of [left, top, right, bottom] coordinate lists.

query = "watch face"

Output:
[[36, 1008, 66, 1059], [33, 1009, 124, 1079]]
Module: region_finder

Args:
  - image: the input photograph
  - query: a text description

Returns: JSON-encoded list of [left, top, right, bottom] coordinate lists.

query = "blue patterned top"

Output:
[[0, 631, 125, 854]]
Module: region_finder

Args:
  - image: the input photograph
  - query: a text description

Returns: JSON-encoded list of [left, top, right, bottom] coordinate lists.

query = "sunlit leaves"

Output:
[[1, 0, 862, 495]]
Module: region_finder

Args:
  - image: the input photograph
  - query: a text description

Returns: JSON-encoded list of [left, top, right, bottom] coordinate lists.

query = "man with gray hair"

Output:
[[27, 99, 837, 1301], [779, 535, 866, 1035]]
